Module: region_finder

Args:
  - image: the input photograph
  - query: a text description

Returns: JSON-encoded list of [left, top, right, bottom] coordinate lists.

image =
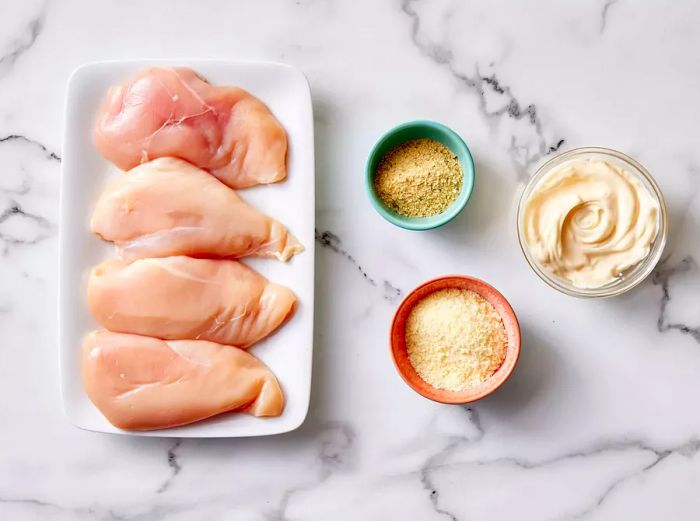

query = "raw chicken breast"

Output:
[[94, 67, 287, 189], [82, 331, 284, 430], [91, 158, 303, 262], [88, 257, 296, 348]]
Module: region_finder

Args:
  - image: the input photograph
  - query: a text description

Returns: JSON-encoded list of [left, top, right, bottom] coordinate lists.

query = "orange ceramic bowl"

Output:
[[390, 275, 521, 404]]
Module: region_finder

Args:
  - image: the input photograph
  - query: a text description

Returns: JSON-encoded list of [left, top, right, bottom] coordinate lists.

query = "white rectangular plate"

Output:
[[59, 60, 315, 437]]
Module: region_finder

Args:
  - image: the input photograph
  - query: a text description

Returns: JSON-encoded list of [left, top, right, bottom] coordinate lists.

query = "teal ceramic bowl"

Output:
[[365, 120, 475, 230]]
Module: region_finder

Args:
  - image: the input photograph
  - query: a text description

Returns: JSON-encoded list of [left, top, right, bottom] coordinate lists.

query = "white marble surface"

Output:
[[2, 1, 700, 519]]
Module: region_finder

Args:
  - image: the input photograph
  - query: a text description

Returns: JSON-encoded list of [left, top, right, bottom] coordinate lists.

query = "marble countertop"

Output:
[[2, 1, 700, 519]]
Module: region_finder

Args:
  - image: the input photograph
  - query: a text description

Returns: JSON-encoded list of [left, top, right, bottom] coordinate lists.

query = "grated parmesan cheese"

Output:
[[405, 288, 507, 391]]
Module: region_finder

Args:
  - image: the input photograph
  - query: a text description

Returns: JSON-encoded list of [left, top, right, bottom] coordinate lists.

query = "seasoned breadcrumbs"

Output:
[[374, 138, 462, 217], [405, 289, 507, 391]]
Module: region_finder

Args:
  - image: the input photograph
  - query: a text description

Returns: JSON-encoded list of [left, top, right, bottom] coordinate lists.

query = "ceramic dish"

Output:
[[365, 120, 475, 230], [390, 275, 520, 404], [59, 60, 315, 437], [517, 147, 667, 298]]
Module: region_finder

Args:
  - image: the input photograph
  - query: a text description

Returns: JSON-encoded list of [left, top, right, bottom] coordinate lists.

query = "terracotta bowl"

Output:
[[390, 275, 521, 404]]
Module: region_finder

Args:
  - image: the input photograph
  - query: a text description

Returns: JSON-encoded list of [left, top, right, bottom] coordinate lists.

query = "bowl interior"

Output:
[[366, 121, 475, 230], [390, 276, 521, 404]]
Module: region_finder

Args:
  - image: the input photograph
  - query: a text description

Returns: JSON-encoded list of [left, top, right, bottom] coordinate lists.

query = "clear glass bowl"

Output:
[[516, 147, 668, 298]]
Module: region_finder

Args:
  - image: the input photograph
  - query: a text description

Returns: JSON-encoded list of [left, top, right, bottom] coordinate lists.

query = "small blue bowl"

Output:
[[365, 120, 475, 230]]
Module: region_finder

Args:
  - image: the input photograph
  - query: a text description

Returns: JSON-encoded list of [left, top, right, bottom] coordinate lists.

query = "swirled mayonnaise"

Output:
[[522, 159, 659, 289]]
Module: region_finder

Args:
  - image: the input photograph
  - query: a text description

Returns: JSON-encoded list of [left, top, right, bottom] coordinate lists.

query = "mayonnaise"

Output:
[[522, 159, 659, 289]]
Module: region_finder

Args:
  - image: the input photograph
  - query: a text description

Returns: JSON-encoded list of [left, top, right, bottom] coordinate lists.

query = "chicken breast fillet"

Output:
[[90, 158, 303, 262], [82, 331, 284, 431], [94, 66, 287, 189], [88, 257, 296, 348]]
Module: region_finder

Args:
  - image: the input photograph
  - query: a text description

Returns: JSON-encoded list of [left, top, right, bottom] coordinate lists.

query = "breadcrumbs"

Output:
[[405, 289, 507, 391], [374, 138, 462, 217]]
